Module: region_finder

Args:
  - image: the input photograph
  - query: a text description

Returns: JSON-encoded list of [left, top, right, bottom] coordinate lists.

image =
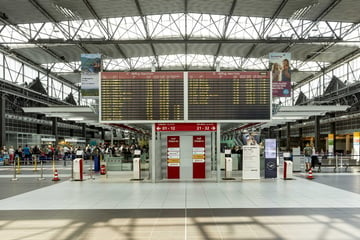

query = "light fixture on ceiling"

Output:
[[290, 0, 319, 21], [52, 0, 82, 21]]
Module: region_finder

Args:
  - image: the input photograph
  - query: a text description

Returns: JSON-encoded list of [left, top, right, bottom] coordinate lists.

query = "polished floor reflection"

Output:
[[0, 170, 359, 240]]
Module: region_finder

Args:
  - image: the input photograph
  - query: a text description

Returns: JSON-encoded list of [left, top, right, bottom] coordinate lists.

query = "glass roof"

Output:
[[0, 13, 359, 97]]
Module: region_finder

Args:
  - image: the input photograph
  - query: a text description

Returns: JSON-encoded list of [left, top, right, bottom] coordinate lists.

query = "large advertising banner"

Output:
[[264, 139, 277, 178], [81, 53, 102, 99], [328, 134, 334, 156], [269, 52, 291, 97], [354, 132, 360, 161], [242, 145, 260, 180], [167, 136, 180, 179], [193, 136, 205, 178]]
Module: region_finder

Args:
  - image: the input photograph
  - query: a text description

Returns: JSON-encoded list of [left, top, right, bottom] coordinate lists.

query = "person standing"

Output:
[[15, 146, 22, 164], [303, 143, 313, 171], [22, 145, 31, 165], [8, 146, 15, 164]]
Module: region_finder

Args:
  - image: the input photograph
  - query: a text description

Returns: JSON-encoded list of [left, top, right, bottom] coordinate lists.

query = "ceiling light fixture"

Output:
[[52, 0, 82, 21], [290, 0, 319, 21]]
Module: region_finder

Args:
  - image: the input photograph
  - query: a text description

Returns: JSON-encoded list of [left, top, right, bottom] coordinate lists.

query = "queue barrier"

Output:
[[289, 154, 360, 172]]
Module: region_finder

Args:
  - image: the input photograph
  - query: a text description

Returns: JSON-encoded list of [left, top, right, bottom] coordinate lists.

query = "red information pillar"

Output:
[[167, 136, 180, 179], [193, 136, 206, 178]]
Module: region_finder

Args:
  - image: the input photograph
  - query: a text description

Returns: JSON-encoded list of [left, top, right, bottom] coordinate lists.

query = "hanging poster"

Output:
[[81, 53, 102, 73], [269, 52, 292, 97], [81, 53, 102, 99]]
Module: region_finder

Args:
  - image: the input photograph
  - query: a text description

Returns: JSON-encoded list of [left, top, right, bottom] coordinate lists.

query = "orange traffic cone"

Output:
[[52, 169, 60, 181], [307, 168, 314, 179]]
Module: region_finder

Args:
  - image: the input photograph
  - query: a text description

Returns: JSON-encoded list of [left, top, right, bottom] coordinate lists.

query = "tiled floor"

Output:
[[0, 167, 360, 240]]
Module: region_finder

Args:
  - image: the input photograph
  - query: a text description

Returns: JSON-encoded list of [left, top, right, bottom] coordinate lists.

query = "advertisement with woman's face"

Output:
[[269, 52, 291, 97]]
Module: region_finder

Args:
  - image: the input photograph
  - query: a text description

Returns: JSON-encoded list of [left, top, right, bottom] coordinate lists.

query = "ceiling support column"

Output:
[[330, 114, 336, 154], [298, 121, 303, 150], [286, 122, 291, 151], [0, 94, 6, 147], [269, 127, 275, 139], [277, 125, 282, 148], [52, 118, 58, 146], [101, 129, 105, 140], [82, 123, 86, 139], [314, 116, 321, 153], [36, 115, 42, 134]]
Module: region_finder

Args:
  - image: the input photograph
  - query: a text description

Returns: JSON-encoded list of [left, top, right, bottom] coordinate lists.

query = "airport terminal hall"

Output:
[[1, 0, 360, 240]]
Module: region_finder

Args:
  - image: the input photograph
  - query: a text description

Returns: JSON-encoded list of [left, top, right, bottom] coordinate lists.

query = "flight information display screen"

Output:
[[100, 71, 271, 122], [101, 72, 184, 121], [188, 72, 271, 120]]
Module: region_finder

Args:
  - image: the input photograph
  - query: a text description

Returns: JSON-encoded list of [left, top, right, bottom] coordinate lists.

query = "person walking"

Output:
[[303, 143, 313, 171]]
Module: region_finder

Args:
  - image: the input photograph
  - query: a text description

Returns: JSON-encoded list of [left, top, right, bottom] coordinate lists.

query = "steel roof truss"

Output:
[[302, 0, 342, 38], [28, 0, 70, 39], [134, 0, 159, 69], [262, 0, 289, 37], [82, 0, 111, 38]]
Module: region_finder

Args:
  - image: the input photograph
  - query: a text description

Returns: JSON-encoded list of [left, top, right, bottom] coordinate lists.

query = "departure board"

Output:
[[188, 72, 271, 120], [101, 72, 184, 121]]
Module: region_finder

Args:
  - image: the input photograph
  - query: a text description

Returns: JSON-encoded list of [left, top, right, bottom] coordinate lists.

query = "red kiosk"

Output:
[[193, 136, 206, 178], [167, 136, 180, 179]]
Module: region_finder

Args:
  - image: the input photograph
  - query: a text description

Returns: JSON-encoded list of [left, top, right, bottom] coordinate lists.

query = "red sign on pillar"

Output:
[[193, 136, 206, 179], [167, 136, 180, 179]]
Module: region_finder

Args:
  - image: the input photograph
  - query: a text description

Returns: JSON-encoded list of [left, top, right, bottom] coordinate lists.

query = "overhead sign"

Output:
[[188, 71, 271, 120], [100, 71, 271, 122], [101, 72, 184, 121], [155, 123, 217, 132]]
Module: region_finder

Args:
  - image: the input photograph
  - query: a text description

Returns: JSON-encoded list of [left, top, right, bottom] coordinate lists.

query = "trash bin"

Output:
[[73, 158, 83, 181], [283, 160, 293, 180], [132, 157, 141, 179]]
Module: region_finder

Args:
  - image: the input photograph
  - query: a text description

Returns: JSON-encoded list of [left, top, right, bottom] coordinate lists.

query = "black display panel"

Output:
[[188, 72, 271, 120], [101, 72, 184, 121]]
